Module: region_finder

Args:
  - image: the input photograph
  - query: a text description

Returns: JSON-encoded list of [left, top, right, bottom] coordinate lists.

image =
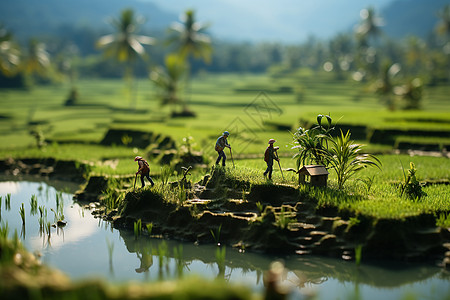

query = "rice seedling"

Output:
[[173, 245, 184, 278], [160, 165, 173, 186], [38, 206, 46, 231], [355, 244, 363, 266], [210, 224, 222, 246], [50, 208, 64, 223], [255, 202, 265, 215], [105, 237, 114, 264], [45, 221, 52, 239], [0, 222, 9, 240], [30, 195, 38, 216], [5, 193, 11, 211], [157, 241, 169, 279], [134, 219, 142, 240], [146, 222, 153, 236], [19, 203, 25, 226], [215, 246, 226, 278], [275, 207, 295, 230], [103, 188, 123, 212], [55, 191, 64, 217], [177, 184, 187, 206]]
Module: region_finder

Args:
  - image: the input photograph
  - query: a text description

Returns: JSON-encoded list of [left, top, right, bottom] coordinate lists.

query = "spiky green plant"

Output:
[[324, 130, 382, 190], [19, 203, 25, 225]]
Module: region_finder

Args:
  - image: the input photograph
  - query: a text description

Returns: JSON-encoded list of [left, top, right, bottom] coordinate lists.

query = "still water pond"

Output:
[[1, 179, 449, 300]]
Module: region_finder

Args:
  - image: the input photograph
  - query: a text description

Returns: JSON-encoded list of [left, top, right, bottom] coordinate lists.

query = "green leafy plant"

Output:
[[291, 114, 334, 168], [399, 162, 427, 200], [324, 130, 382, 190]]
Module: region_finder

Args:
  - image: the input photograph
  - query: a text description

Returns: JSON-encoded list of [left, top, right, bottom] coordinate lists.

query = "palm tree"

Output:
[[435, 4, 450, 40], [0, 24, 21, 77], [373, 61, 401, 110], [324, 130, 381, 190], [355, 7, 383, 79], [22, 38, 51, 81], [166, 10, 212, 113], [150, 54, 187, 115], [435, 5, 450, 83], [97, 9, 155, 107], [355, 7, 383, 45]]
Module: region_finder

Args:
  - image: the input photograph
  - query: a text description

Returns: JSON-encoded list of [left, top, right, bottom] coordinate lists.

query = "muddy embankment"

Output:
[[78, 166, 450, 268], [2, 158, 450, 268]]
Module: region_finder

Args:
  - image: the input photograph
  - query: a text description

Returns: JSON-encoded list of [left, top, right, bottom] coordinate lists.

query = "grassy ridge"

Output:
[[0, 71, 449, 220]]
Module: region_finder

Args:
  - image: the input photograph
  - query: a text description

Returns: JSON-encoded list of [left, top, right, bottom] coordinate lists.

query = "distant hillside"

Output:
[[0, 0, 177, 41], [0, 0, 447, 44], [381, 0, 448, 39]]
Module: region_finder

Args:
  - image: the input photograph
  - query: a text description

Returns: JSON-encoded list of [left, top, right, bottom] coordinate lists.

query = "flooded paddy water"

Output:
[[1, 179, 449, 300]]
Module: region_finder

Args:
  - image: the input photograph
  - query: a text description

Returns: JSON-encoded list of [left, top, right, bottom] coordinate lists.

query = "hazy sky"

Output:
[[147, 0, 393, 42]]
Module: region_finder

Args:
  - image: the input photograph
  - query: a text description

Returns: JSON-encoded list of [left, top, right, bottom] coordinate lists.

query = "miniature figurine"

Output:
[[134, 156, 154, 188], [215, 131, 231, 166]]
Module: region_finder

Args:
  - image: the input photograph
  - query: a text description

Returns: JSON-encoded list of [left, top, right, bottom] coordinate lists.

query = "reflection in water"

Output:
[[1, 180, 449, 300]]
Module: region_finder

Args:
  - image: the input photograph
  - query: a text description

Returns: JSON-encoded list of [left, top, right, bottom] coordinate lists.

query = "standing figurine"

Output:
[[134, 156, 154, 188], [263, 139, 280, 180], [215, 131, 231, 166]]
